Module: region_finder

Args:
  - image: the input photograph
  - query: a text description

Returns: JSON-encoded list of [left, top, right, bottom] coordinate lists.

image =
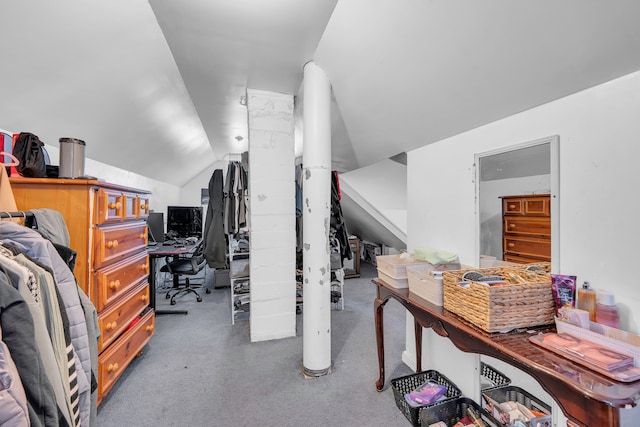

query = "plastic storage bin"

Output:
[[419, 397, 501, 427], [391, 370, 462, 426], [481, 386, 551, 427]]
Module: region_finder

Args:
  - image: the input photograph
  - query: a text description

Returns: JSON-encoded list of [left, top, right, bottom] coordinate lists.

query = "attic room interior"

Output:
[[2, 1, 640, 426]]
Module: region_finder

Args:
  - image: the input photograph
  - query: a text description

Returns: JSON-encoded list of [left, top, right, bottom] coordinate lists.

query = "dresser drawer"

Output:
[[503, 196, 550, 217], [94, 222, 147, 267], [503, 236, 551, 260], [96, 188, 126, 224], [504, 217, 550, 237], [98, 282, 150, 352], [136, 195, 150, 219], [95, 252, 149, 312], [98, 309, 154, 403]]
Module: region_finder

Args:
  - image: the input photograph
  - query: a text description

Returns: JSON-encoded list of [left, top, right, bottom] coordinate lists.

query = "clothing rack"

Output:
[[0, 211, 36, 228]]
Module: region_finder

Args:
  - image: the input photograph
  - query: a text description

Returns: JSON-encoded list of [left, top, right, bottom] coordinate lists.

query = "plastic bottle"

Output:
[[577, 281, 597, 322], [595, 291, 620, 328]]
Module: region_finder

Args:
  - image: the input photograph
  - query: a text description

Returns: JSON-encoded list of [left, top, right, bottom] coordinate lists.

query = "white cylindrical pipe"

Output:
[[302, 61, 332, 376]]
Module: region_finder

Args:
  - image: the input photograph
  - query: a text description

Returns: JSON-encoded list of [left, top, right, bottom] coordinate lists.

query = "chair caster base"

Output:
[[170, 300, 177, 305], [197, 297, 203, 302], [205, 288, 211, 294]]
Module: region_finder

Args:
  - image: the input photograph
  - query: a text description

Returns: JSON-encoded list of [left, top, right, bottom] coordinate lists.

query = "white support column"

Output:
[[247, 89, 296, 342], [302, 61, 332, 376]]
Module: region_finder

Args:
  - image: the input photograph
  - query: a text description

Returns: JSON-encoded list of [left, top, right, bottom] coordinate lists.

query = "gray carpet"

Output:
[[96, 262, 414, 426]]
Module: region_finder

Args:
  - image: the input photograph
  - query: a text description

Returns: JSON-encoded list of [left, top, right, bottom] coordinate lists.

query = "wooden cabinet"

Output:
[[501, 194, 551, 263], [9, 177, 154, 405]]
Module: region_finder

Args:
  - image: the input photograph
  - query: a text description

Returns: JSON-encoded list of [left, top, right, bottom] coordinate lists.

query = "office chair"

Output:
[[163, 242, 208, 305]]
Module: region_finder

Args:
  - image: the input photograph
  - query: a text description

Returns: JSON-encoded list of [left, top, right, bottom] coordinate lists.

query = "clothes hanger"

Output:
[[0, 151, 19, 166]]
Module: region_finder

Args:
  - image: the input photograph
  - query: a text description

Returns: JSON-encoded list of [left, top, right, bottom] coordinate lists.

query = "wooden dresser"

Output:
[[501, 194, 551, 263], [9, 178, 155, 405]]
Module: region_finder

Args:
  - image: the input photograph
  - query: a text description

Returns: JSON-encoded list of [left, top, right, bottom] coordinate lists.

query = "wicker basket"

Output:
[[442, 266, 555, 333]]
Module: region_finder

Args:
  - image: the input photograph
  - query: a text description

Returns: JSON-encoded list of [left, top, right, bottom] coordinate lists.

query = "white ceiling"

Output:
[[2, 1, 640, 186]]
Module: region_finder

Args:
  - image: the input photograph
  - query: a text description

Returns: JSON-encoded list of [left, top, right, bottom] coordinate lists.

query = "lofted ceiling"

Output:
[[2, 1, 640, 187]]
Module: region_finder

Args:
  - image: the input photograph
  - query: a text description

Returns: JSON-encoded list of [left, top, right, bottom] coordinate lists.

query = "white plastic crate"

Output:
[[407, 264, 443, 306], [376, 254, 427, 280]]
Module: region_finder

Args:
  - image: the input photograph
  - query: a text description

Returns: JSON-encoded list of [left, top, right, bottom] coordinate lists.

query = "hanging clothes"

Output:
[[203, 169, 227, 269], [0, 245, 75, 427], [0, 324, 30, 426], [0, 221, 95, 427], [331, 171, 352, 265], [223, 160, 248, 235], [0, 271, 60, 427]]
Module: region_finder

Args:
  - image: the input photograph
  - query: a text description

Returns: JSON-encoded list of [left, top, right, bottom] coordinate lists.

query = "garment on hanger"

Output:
[[331, 171, 352, 265], [203, 169, 227, 269], [0, 245, 75, 426], [0, 323, 30, 426], [0, 221, 96, 427]]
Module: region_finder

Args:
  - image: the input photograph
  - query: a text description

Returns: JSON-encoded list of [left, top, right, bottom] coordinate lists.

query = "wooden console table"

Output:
[[373, 278, 640, 427]]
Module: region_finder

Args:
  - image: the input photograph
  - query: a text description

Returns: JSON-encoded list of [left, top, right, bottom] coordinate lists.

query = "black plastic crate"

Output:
[[419, 397, 502, 427], [391, 370, 462, 426], [481, 386, 552, 427], [480, 362, 511, 391]]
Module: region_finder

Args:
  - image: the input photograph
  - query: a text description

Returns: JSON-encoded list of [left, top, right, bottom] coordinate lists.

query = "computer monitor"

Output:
[[147, 212, 165, 244], [166, 206, 203, 238]]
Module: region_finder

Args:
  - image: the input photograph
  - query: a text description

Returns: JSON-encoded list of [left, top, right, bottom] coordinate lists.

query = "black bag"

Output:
[[13, 132, 47, 177]]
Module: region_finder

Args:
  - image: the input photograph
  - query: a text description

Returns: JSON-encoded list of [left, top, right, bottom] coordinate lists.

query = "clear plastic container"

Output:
[[595, 291, 620, 328]]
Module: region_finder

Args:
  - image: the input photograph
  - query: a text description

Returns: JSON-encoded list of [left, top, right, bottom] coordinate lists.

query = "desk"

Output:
[[373, 278, 640, 427], [147, 241, 200, 315]]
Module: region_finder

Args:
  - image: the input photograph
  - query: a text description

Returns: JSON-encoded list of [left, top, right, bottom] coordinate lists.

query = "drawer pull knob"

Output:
[[145, 325, 154, 333], [509, 224, 516, 229], [508, 243, 515, 248], [141, 294, 149, 302], [107, 363, 119, 373], [107, 240, 119, 249], [106, 321, 117, 331], [140, 263, 149, 273], [109, 280, 120, 290], [140, 203, 148, 210], [108, 202, 122, 210], [509, 204, 516, 209], [139, 233, 145, 239]]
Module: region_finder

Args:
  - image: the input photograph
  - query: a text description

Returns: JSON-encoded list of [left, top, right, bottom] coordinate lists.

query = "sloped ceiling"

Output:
[[314, 0, 640, 167], [2, 1, 640, 187]]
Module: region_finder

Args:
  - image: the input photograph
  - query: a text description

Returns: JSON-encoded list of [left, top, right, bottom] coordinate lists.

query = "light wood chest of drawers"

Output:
[[501, 194, 551, 263], [9, 178, 155, 405]]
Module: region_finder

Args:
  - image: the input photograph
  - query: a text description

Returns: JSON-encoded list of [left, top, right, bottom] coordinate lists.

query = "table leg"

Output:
[[375, 296, 386, 391], [414, 318, 422, 372]]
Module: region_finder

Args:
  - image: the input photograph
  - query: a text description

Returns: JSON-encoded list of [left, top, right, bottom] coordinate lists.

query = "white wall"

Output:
[[44, 144, 183, 212], [406, 70, 640, 424], [341, 158, 407, 234]]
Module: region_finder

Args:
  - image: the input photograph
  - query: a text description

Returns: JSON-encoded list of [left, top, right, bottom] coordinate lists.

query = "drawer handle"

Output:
[[107, 240, 119, 249], [109, 280, 120, 290], [108, 202, 122, 210], [105, 321, 118, 331], [107, 363, 119, 373], [140, 203, 149, 210], [509, 204, 516, 210], [141, 294, 149, 303], [140, 263, 149, 273], [145, 325, 154, 333], [509, 224, 516, 229], [508, 243, 515, 248], [138, 233, 146, 239]]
